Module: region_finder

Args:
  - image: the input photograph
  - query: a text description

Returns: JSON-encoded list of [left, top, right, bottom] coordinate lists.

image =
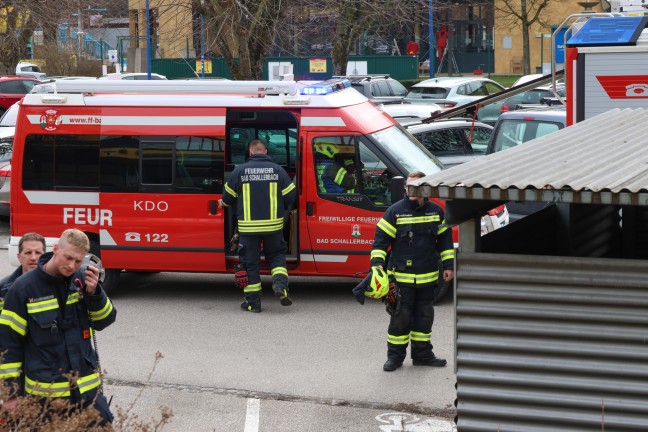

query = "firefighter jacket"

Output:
[[222, 154, 296, 234], [370, 198, 455, 286], [316, 158, 356, 193], [0, 266, 24, 312], [0, 252, 116, 400]]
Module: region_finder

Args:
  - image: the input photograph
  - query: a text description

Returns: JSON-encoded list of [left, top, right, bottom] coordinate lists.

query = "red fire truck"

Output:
[[9, 78, 468, 294]]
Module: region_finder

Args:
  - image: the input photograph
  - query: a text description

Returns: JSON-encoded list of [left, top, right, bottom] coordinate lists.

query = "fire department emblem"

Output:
[[40, 109, 62, 131], [352, 224, 361, 238]]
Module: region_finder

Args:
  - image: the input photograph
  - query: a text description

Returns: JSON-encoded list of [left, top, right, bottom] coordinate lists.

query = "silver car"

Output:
[[0, 103, 18, 217]]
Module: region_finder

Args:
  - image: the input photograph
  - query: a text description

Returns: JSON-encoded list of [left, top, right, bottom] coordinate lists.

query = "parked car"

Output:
[[500, 83, 566, 114], [99, 72, 167, 80], [379, 103, 442, 126], [0, 103, 17, 217], [406, 118, 493, 168], [487, 107, 567, 222], [404, 77, 506, 125], [339, 75, 408, 104], [15, 61, 47, 80], [0, 76, 40, 115], [487, 107, 567, 154]]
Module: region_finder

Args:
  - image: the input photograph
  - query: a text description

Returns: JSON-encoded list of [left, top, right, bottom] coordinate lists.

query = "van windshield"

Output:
[[369, 125, 443, 175]]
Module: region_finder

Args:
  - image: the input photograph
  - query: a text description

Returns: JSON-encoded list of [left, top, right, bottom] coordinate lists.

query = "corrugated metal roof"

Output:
[[412, 108, 648, 206]]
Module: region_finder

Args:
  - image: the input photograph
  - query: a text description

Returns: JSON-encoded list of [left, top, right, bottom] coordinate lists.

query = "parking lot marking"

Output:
[[244, 398, 260, 432]]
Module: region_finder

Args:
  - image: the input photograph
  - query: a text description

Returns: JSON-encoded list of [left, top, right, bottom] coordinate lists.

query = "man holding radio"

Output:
[[0, 228, 116, 425], [219, 140, 296, 313]]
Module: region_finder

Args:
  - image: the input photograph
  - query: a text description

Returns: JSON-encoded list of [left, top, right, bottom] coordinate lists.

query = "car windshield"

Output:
[[368, 125, 443, 174], [0, 104, 18, 127], [407, 87, 449, 99]]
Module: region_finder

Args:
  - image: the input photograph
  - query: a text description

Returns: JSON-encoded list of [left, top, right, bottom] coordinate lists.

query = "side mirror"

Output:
[[390, 176, 405, 204]]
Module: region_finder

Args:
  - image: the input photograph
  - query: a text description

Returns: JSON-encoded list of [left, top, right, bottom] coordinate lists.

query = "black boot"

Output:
[[240, 301, 261, 313], [383, 359, 403, 372], [412, 353, 446, 367]]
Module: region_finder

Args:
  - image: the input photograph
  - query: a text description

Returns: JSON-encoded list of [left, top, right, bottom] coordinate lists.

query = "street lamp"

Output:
[[429, 0, 434, 78]]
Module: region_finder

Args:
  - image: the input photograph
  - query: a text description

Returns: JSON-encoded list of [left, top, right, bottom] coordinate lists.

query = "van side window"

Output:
[[313, 136, 359, 195], [23, 134, 100, 191], [141, 139, 174, 185], [358, 142, 395, 207]]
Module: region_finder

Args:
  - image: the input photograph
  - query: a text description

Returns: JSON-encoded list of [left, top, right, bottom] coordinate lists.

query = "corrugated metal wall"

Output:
[[455, 252, 648, 431]]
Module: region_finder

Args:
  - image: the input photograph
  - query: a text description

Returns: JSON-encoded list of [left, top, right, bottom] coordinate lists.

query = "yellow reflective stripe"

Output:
[[393, 271, 439, 285], [244, 283, 262, 293], [438, 225, 448, 235], [242, 183, 251, 221], [221, 201, 230, 207], [66, 292, 80, 305], [225, 183, 238, 197], [238, 218, 284, 227], [282, 182, 295, 196], [334, 167, 346, 185], [89, 299, 114, 322], [371, 249, 387, 260], [440, 249, 455, 261], [396, 215, 441, 224], [410, 331, 432, 342], [387, 334, 410, 345], [270, 182, 277, 219], [77, 372, 101, 394], [0, 299, 3, 310], [0, 361, 22, 378], [25, 377, 71, 397], [27, 298, 58, 314], [0, 310, 27, 336], [271, 267, 288, 277], [238, 218, 284, 233], [377, 218, 396, 238]]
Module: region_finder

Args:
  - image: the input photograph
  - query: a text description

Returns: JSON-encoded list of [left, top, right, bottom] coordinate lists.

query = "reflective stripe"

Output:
[[396, 215, 441, 224], [438, 225, 448, 235], [77, 372, 101, 394], [0, 299, 3, 310], [410, 331, 432, 342], [66, 292, 80, 304], [282, 182, 295, 196], [238, 218, 283, 233], [27, 298, 58, 314], [271, 267, 288, 277], [0, 309, 28, 336], [393, 271, 439, 285], [225, 183, 238, 198], [371, 249, 387, 260], [269, 182, 278, 220], [387, 334, 410, 345], [89, 299, 114, 322], [25, 376, 71, 398], [334, 167, 346, 185], [440, 249, 455, 261], [377, 218, 396, 238], [242, 183, 251, 221], [0, 361, 22, 379], [244, 283, 262, 293]]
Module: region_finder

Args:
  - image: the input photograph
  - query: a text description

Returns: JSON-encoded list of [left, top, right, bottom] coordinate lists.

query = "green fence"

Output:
[[152, 56, 419, 81]]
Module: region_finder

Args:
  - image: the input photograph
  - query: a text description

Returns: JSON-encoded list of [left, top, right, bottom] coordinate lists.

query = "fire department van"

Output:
[[10, 78, 468, 294]]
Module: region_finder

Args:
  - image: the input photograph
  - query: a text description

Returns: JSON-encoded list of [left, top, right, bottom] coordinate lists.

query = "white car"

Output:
[[99, 72, 167, 80], [379, 103, 442, 126], [0, 103, 17, 216]]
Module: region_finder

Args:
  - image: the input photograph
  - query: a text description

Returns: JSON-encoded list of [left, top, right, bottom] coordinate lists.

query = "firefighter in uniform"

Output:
[[0, 229, 116, 424], [220, 140, 296, 312], [0, 232, 45, 313], [370, 171, 455, 371], [314, 142, 356, 193]]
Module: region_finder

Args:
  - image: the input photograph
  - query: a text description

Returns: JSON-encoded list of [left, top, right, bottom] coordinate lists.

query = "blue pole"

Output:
[[429, 0, 434, 78], [145, 0, 152, 79], [200, 15, 205, 78]]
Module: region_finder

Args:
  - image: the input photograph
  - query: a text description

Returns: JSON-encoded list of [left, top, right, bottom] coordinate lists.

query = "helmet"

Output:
[[367, 266, 389, 299], [314, 142, 339, 159]]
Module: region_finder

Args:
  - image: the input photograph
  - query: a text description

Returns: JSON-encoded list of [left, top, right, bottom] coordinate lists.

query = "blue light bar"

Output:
[[301, 79, 351, 95], [567, 16, 648, 47]]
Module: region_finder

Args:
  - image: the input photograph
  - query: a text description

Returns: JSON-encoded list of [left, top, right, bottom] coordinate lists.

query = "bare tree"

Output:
[[496, 0, 563, 74]]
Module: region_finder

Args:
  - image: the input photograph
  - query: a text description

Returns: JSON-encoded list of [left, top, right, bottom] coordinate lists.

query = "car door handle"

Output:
[[306, 202, 314, 216]]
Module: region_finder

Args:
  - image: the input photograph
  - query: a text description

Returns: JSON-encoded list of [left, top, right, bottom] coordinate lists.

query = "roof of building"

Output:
[[410, 108, 648, 223]]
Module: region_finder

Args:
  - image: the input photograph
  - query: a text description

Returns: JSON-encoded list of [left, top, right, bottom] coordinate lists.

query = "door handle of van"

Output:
[[209, 200, 218, 215], [306, 202, 314, 216]]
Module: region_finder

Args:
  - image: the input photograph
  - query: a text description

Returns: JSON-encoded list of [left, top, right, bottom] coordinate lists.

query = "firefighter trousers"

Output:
[[238, 231, 289, 306], [386, 283, 436, 363]]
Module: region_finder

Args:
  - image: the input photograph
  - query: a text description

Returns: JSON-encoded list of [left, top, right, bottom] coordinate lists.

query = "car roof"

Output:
[[0, 76, 39, 82], [414, 77, 495, 87], [407, 118, 493, 131], [497, 108, 566, 122]]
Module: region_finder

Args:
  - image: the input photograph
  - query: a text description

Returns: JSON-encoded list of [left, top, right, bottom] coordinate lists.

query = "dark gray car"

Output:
[[339, 75, 408, 104]]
